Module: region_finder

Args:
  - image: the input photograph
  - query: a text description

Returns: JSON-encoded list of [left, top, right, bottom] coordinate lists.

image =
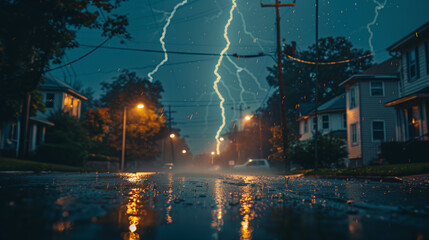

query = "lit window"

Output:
[[350, 123, 358, 146], [46, 93, 55, 108], [370, 81, 383, 96], [322, 115, 329, 129], [372, 121, 385, 141]]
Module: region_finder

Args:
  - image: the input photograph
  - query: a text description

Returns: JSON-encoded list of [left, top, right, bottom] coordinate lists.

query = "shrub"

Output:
[[381, 141, 429, 164], [288, 133, 347, 169], [87, 154, 119, 162], [36, 143, 87, 166]]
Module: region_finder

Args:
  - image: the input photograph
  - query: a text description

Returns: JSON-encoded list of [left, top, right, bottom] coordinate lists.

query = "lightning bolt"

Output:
[[366, 0, 387, 53], [147, 0, 188, 82], [213, 0, 237, 154]]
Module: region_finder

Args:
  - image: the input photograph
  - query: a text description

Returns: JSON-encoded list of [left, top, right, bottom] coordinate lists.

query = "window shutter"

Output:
[[416, 47, 420, 79], [406, 51, 411, 81]]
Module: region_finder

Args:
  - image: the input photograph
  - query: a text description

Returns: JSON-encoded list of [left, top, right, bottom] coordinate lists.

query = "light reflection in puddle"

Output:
[[240, 186, 255, 240], [211, 178, 225, 231]]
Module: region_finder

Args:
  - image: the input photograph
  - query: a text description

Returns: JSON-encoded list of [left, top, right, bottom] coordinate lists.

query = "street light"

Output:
[[211, 151, 215, 166], [182, 149, 187, 154], [219, 137, 224, 142], [169, 133, 175, 164], [121, 104, 144, 171], [244, 114, 264, 159]]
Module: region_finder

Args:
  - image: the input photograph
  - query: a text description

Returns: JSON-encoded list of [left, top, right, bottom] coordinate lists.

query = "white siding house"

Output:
[[385, 21, 429, 142], [339, 59, 400, 166], [0, 74, 87, 157], [297, 93, 347, 141]]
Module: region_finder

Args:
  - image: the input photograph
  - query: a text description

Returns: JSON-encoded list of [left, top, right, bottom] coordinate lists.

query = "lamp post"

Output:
[[121, 104, 144, 171], [244, 114, 263, 159], [169, 133, 175, 164], [211, 151, 215, 166]]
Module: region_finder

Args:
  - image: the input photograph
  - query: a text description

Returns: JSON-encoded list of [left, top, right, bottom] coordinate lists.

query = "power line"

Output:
[[46, 39, 109, 72], [79, 44, 265, 58]]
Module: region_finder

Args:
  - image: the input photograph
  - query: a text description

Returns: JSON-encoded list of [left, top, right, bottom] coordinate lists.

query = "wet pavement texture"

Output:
[[0, 172, 428, 240]]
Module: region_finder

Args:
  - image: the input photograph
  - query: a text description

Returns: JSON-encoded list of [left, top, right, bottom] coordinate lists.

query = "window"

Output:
[[304, 119, 308, 133], [350, 123, 358, 146], [322, 115, 329, 129], [46, 93, 55, 108], [370, 81, 384, 96], [407, 48, 420, 81], [372, 121, 385, 141], [343, 113, 347, 128], [349, 87, 357, 109]]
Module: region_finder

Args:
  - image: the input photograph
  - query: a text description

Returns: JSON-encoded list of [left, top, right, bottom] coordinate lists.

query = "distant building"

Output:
[[385, 21, 429, 142], [339, 58, 400, 166], [297, 94, 347, 141], [0, 74, 87, 157]]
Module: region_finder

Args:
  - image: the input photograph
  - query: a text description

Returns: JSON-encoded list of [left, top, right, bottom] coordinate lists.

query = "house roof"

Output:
[[387, 21, 429, 52], [41, 73, 87, 100], [339, 58, 399, 88], [385, 86, 429, 107], [29, 116, 54, 126], [297, 93, 345, 121]]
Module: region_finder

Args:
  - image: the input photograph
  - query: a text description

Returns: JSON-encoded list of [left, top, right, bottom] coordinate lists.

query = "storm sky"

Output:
[[49, 0, 429, 155]]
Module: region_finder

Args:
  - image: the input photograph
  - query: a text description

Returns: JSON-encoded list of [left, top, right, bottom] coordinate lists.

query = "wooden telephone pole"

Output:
[[261, 0, 295, 171]]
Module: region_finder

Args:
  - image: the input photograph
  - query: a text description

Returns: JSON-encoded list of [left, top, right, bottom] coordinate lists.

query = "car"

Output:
[[162, 162, 174, 171], [233, 159, 270, 171]]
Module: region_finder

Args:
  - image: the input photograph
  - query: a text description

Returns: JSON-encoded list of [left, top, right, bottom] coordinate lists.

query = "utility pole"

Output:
[[18, 92, 31, 159], [121, 106, 127, 171], [232, 103, 249, 163], [261, 0, 295, 171], [314, 0, 320, 169], [167, 105, 176, 164]]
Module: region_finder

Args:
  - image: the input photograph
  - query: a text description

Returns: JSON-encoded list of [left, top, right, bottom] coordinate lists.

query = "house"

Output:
[[385, 21, 429, 142], [297, 93, 347, 141], [339, 58, 400, 166], [0, 74, 87, 157]]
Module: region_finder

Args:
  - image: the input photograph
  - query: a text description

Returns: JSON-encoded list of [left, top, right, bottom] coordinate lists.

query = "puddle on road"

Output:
[[0, 172, 428, 240]]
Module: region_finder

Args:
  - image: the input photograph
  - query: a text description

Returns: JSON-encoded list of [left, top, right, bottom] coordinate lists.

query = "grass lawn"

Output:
[[0, 157, 92, 172], [291, 162, 429, 177]]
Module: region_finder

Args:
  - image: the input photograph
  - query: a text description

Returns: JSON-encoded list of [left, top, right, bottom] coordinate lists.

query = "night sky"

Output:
[[49, 0, 429, 155]]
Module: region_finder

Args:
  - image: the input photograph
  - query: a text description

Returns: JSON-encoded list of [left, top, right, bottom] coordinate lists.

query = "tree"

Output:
[[287, 133, 347, 169], [100, 71, 166, 161], [36, 111, 90, 166], [262, 36, 373, 125], [0, 0, 130, 123]]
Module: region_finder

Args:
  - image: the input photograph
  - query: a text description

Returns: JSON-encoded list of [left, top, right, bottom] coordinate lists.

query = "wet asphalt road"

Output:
[[0, 172, 428, 240]]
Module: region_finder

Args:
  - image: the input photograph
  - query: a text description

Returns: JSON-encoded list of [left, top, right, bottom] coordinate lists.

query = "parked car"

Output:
[[162, 162, 174, 171], [233, 159, 270, 171]]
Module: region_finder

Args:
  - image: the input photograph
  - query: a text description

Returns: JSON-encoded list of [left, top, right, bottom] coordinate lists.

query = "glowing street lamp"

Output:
[[170, 133, 176, 139], [211, 151, 215, 166], [219, 137, 224, 142], [245, 115, 252, 121], [182, 149, 187, 154], [121, 104, 144, 171]]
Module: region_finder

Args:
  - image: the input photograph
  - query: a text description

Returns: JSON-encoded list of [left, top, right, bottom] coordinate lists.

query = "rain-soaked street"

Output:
[[0, 172, 428, 240]]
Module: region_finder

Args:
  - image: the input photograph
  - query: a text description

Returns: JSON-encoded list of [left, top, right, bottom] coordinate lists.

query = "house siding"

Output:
[[298, 112, 346, 141], [347, 84, 362, 160], [401, 42, 429, 96], [359, 80, 398, 165]]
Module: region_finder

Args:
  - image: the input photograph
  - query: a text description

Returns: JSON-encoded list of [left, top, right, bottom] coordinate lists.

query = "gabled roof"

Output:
[[297, 93, 345, 121], [339, 58, 399, 88], [387, 21, 429, 52], [41, 73, 87, 100]]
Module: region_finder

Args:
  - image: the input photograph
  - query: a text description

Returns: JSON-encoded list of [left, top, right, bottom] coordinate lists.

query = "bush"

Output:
[[87, 154, 119, 162], [381, 141, 429, 164], [36, 143, 87, 166], [288, 133, 347, 169]]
